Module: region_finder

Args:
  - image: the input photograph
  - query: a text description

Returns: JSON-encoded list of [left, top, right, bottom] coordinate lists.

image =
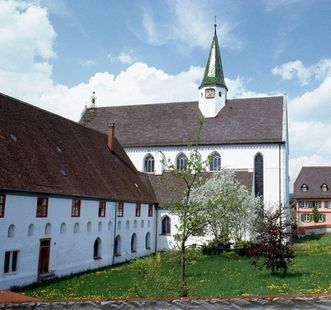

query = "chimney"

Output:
[[108, 122, 115, 151]]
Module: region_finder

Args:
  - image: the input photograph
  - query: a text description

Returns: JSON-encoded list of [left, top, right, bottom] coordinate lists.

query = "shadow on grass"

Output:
[[295, 234, 323, 243]]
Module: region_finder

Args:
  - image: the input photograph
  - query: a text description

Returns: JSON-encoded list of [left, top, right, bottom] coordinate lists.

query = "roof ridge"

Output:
[[83, 101, 198, 110]]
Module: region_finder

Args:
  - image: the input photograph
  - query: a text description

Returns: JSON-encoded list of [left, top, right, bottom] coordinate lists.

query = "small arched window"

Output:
[[8, 224, 15, 238], [87, 221, 92, 232], [145, 232, 151, 250], [108, 221, 112, 231], [161, 216, 171, 235], [74, 222, 80, 234], [98, 221, 102, 232], [134, 220, 137, 229], [131, 233, 137, 253], [45, 223, 51, 235], [126, 220, 130, 230], [94, 238, 102, 259], [176, 153, 188, 171], [144, 154, 155, 173], [28, 224, 34, 236], [114, 235, 121, 256], [321, 183, 328, 192], [60, 222, 66, 234], [209, 152, 221, 171], [117, 221, 121, 230], [301, 184, 309, 192], [141, 220, 144, 228]]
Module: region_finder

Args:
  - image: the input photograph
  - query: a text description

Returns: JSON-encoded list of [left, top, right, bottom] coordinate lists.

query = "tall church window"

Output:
[[209, 152, 221, 171], [144, 154, 155, 173], [161, 216, 171, 235], [176, 153, 188, 171], [254, 153, 264, 198]]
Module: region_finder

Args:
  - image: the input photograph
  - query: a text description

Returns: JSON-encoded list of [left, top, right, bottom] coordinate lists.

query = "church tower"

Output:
[[199, 24, 228, 118]]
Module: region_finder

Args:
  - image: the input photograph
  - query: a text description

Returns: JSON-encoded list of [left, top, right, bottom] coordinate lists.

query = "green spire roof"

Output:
[[199, 27, 228, 90]]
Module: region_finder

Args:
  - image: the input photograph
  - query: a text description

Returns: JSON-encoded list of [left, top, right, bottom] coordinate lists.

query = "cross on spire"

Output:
[[214, 16, 217, 34]]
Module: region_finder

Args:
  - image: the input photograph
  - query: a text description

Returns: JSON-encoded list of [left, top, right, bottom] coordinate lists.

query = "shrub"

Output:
[[251, 208, 295, 275], [234, 240, 255, 256], [201, 239, 231, 256]]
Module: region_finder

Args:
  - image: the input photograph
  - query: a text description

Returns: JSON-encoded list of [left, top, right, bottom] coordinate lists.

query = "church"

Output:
[[80, 26, 290, 248], [0, 26, 289, 289]]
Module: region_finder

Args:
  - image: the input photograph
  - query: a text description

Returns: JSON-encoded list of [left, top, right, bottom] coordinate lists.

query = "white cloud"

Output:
[[0, 0, 56, 103], [226, 77, 269, 99], [141, 0, 241, 50], [39, 63, 204, 120], [108, 52, 137, 65], [272, 59, 331, 85]]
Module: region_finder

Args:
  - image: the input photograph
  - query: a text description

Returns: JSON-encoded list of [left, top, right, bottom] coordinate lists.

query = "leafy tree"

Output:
[[251, 207, 294, 276], [163, 118, 208, 297], [312, 205, 320, 223], [190, 169, 262, 246]]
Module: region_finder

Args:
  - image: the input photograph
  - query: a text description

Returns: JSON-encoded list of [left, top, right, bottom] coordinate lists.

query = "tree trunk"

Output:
[[180, 240, 188, 297]]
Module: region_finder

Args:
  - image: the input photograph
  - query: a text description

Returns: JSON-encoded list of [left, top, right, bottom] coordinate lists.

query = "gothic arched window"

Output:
[[161, 216, 171, 235], [176, 153, 188, 171], [144, 154, 155, 173], [209, 152, 221, 171], [254, 153, 264, 198]]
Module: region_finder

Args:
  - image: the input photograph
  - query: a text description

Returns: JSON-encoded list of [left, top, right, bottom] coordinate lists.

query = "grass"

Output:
[[21, 233, 331, 299]]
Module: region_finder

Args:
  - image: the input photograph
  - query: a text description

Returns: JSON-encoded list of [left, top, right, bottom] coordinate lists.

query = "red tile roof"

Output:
[[0, 92, 155, 203]]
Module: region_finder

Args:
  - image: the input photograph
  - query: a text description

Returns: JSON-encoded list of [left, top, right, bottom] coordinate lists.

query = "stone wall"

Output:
[[2, 295, 331, 309]]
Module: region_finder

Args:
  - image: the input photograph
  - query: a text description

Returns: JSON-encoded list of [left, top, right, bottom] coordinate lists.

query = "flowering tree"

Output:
[[190, 169, 262, 246]]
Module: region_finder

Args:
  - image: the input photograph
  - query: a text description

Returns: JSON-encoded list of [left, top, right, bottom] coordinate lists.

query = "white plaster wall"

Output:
[[0, 194, 156, 289], [126, 143, 288, 209], [113, 202, 156, 264]]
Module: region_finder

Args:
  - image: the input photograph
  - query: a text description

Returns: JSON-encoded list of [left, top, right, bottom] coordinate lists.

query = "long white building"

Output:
[[0, 94, 157, 289]]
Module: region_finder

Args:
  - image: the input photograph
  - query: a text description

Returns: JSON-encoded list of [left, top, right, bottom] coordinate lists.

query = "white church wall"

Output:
[[0, 193, 156, 290], [125, 143, 288, 209]]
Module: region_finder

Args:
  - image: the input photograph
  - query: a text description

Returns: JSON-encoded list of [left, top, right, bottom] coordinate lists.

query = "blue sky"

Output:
[[1, 0, 331, 186]]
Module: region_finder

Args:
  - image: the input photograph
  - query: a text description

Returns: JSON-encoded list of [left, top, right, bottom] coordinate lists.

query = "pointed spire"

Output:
[[199, 23, 228, 91]]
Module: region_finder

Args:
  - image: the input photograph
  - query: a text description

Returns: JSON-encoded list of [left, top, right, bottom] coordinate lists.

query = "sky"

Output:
[[1, 0, 331, 190]]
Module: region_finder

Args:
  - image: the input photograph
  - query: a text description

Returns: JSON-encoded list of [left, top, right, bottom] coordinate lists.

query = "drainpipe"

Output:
[[154, 204, 158, 253]]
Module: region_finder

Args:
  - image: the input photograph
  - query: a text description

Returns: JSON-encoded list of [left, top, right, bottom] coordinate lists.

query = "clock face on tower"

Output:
[[205, 88, 215, 99]]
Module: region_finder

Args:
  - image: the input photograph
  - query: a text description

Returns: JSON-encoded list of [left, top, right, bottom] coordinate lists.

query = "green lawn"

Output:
[[21, 233, 331, 299]]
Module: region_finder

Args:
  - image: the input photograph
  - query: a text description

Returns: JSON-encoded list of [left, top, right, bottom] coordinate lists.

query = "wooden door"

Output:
[[38, 239, 50, 274]]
